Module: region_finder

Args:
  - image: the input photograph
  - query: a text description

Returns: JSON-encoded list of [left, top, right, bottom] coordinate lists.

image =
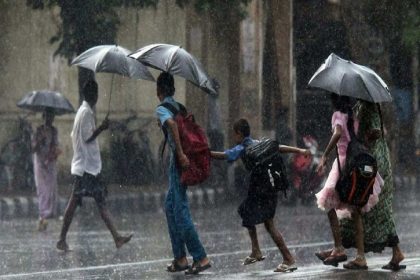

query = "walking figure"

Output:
[[56, 80, 132, 251], [32, 108, 61, 231]]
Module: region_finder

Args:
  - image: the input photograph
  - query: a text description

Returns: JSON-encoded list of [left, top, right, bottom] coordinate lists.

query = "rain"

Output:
[[0, 0, 419, 279]]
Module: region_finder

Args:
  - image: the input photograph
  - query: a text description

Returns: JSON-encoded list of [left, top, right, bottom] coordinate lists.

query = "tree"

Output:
[[26, 0, 159, 103]]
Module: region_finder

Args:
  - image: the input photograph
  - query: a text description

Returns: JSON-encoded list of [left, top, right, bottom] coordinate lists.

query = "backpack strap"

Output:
[[157, 102, 187, 159], [336, 146, 342, 176]]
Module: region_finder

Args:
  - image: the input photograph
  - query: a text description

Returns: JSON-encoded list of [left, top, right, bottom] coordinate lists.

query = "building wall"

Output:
[[0, 0, 269, 186], [0, 0, 187, 182]]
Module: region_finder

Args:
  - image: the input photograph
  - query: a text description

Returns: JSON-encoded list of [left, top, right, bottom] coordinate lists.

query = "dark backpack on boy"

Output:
[[335, 122, 378, 207], [242, 138, 289, 197], [159, 102, 211, 186]]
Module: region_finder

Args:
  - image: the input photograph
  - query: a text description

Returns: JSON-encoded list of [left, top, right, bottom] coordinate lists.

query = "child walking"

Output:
[[210, 118, 310, 272], [315, 95, 382, 269]]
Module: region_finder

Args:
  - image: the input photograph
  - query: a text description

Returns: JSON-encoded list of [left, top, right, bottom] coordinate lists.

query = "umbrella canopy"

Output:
[[17, 90, 75, 115], [71, 45, 155, 81], [129, 43, 218, 96], [308, 53, 392, 103]]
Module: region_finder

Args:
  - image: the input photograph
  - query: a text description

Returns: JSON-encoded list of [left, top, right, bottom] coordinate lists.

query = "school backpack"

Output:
[[159, 102, 211, 186], [335, 123, 378, 207], [242, 138, 289, 197]]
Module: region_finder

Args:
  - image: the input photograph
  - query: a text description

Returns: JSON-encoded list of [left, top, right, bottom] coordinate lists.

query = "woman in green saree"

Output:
[[340, 100, 405, 271]]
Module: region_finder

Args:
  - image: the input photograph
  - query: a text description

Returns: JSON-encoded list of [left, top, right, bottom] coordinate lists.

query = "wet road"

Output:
[[0, 184, 419, 279]]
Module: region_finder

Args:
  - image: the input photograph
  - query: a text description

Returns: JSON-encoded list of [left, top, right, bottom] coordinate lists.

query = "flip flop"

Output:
[[382, 262, 406, 271], [343, 260, 368, 270], [185, 262, 211, 275], [323, 254, 348, 267], [274, 263, 298, 273], [315, 250, 332, 262], [243, 255, 266, 265], [166, 260, 190, 272]]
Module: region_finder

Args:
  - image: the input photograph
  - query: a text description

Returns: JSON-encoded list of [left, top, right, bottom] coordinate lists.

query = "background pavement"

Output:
[[0, 174, 418, 279]]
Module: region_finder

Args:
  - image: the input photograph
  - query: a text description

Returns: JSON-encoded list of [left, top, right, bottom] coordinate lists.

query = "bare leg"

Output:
[[96, 203, 132, 248], [391, 245, 405, 264], [344, 208, 367, 268], [57, 193, 80, 251], [264, 219, 294, 265], [247, 226, 263, 259], [327, 209, 345, 256]]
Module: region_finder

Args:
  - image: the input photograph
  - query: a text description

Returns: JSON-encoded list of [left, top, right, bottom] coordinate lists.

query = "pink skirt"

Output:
[[315, 158, 383, 219]]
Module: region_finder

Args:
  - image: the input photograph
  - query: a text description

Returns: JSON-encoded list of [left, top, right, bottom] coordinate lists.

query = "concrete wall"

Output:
[[0, 0, 265, 186], [0, 1, 188, 181]]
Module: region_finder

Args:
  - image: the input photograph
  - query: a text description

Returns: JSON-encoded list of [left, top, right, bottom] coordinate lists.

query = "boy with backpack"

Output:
[[210, 118, 310, 273], [155, 73, 211, 275]]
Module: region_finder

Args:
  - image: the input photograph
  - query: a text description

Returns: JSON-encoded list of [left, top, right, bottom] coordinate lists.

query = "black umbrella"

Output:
[[308, 53, 392, 103], [129, 43, 218, 96], [17, 90, 75, 115]]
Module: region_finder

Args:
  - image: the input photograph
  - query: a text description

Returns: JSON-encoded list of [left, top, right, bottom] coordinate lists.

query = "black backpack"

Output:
[[335, 120, 378, 207], [242, 138, 289, 197]]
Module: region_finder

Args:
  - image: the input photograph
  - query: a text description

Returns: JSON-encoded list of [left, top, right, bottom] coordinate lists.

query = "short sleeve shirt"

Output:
[[332, 111, 351, 156], [155, 96, 180, 151], [224, 137, 255, 162], [71, 101, 101, 176]]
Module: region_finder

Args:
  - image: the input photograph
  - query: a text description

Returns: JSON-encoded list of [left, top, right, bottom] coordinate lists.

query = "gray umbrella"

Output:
[[308, 53, 392, 103], [17, 90, 75, 115], [129, 43, 218, 96], [71, 45, 155, 81], [72, 45, 155, 116]]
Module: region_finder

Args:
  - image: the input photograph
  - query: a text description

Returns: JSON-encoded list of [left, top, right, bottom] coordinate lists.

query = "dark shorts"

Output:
[[72, 173, 107, 206], [238, 178, 278, 228]]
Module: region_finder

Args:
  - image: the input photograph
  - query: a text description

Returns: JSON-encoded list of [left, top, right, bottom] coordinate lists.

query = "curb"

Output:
[[0, 187, 229, 220], [0, 174, 417, 220]]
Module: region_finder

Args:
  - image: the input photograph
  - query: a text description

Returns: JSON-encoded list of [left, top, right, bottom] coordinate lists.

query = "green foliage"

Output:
[[364, 0, 419, 50], [402, 11, 420, 49], [175, 0, 252, 18], [26, 0, 158, 63]]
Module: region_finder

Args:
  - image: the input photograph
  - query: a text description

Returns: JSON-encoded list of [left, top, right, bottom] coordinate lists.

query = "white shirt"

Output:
[[70, 101, 101, 176]]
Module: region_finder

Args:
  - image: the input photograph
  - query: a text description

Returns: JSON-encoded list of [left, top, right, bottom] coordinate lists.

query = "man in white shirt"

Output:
[[56, 80, 132, 251]]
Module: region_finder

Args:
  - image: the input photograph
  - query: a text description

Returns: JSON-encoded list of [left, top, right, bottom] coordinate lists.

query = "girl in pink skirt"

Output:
[[315, 95, 382, 269]]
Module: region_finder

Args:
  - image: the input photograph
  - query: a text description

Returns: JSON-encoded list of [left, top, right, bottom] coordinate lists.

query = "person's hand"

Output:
[[99, 118, 110, 131], [316, 155, 327, 175], [302, 149, 311, 157], [178, 153, 190, 170]]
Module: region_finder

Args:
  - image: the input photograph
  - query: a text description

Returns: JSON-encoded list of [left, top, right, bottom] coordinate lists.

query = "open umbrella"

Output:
[[71, 45, 155, 81], [72, 45, 155, 116], [17, 90, 75, 115], [308, 53, 392, 103], [128, 43, 218, 96]]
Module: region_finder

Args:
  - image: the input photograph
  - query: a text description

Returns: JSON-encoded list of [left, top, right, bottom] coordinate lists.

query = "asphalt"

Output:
[[0, 179, 419, 279]]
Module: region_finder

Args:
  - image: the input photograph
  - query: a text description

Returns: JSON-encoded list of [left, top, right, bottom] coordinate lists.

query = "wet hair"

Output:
[[157, 72, 175, 97], [233, 118, 250, 137], [83, 80, 98, 102]]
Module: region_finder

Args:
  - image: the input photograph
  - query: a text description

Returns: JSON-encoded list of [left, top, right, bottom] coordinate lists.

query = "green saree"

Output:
[[340, 101, 399, 253]]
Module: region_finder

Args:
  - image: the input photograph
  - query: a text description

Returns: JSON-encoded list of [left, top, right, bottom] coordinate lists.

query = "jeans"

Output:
[[165, 156, 206, 262]]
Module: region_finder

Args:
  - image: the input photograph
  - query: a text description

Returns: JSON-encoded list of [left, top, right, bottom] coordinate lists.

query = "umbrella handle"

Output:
[[107, 74, 114, 118]]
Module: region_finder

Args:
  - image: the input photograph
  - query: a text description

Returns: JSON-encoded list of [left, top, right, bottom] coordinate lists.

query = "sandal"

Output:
[[185, 261, 211, 275], [343, 260, 368, 270], [243, 255, 266, 265], [382, 262, 406, 271], [166, 260, 190, 272], [315, 249, 332, 262], [274, 263, 298, 273], [323, 254, 348, 267]]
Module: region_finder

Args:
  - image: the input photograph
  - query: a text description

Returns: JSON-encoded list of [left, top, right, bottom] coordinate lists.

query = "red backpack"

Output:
[[160, 102, 211, 186]]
